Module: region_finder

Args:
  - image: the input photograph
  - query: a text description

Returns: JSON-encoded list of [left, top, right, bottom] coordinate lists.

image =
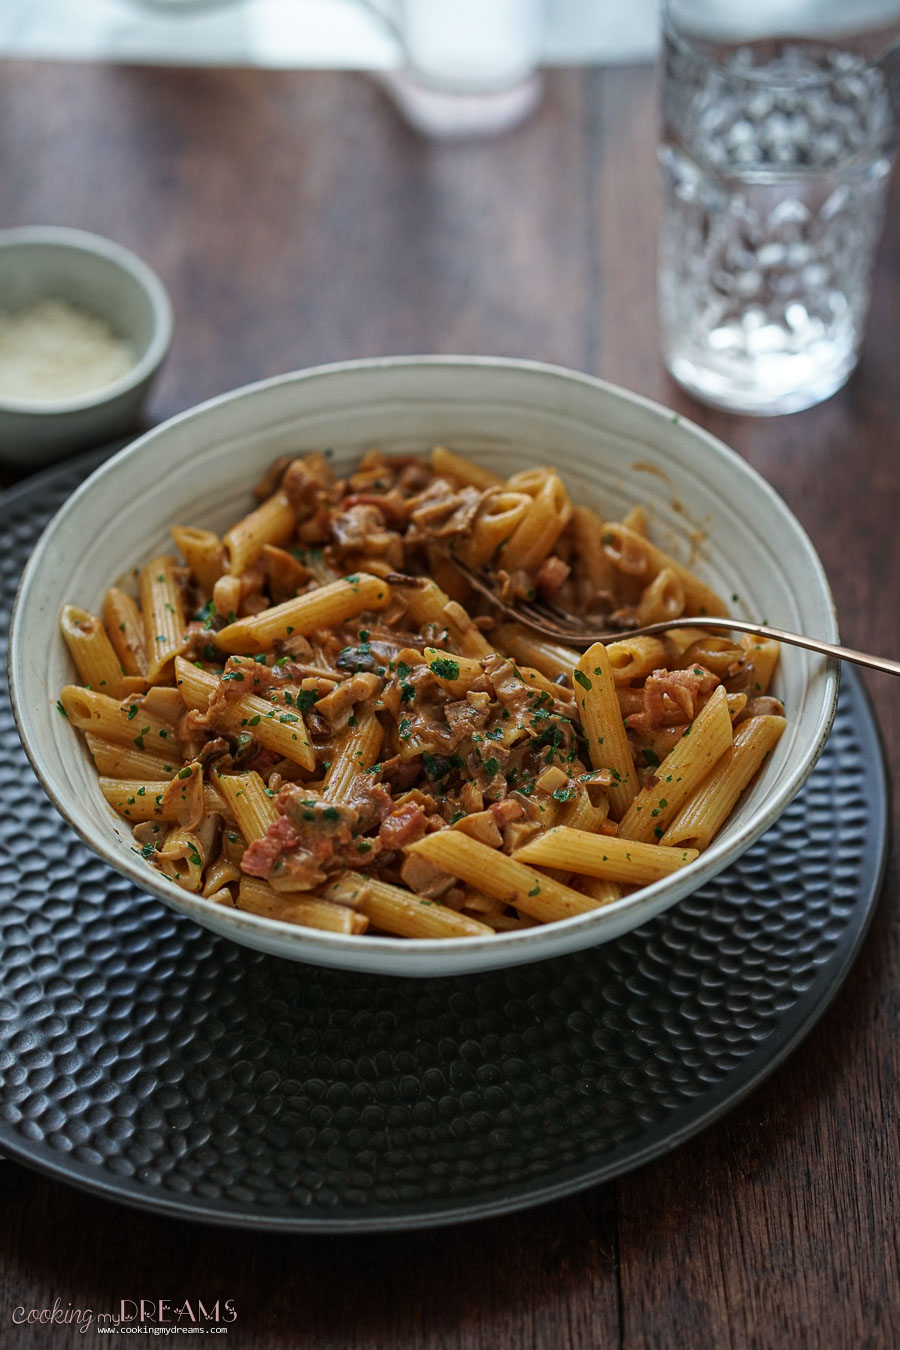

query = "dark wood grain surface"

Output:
[[1, 60, 898, 1350]]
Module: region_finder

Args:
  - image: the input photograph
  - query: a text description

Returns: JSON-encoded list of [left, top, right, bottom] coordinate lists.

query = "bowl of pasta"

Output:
[[9, 357, 839, 975]]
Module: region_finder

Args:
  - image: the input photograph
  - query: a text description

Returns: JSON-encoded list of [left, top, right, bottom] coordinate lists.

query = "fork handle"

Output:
[[621, 616, 900, 678]]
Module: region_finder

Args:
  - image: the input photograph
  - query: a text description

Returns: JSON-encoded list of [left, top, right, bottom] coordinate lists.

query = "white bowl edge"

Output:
[[8, 356, 841, 976]]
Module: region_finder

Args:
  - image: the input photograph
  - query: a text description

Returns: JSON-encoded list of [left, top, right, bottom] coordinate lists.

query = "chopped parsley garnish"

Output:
[[573, 670, 592, 691], [430, 656, 460, 680], [195, 599, 217, 630], [422, 751, 462, 781]]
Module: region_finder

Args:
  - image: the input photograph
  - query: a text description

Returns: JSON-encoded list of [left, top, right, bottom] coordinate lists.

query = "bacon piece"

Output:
[[379, 801, 428, 850], [625, 666, 720, 734], [267, 848, 328, 892], [443, 699, 490, 743], [406, 479, 483, 540], [490, 798, 525, 827], [343, 777, 393, 832], [278, 788, 359, 844], [535, 555, 571, 601], [396, 462, 433, 495], [281, 455, 335, 516], [329, 504, 387, 552], [241, 833, 285, 879], [341, 489, 409, 529], [379, 755, 423, 793]]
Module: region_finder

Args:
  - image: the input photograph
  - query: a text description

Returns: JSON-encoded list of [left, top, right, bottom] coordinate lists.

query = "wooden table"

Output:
[[1, 61, 898, 1350]]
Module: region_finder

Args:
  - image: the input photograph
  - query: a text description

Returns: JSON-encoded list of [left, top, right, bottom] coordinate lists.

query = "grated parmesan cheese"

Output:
[[0, 298, 136, 403]]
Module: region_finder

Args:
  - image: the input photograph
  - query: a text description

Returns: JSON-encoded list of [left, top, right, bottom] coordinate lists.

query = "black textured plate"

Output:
[[0, 451, 889, 1232]]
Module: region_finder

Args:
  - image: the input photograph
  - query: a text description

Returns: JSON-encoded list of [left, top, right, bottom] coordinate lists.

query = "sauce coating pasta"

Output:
[[58, 448, 785, 939]]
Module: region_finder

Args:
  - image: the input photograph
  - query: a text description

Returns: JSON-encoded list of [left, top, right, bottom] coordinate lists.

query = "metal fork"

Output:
[[446, 553, 900, 678]]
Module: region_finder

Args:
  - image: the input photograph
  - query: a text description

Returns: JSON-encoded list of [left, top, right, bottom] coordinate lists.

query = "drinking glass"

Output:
[[658, 0, 900, 415]]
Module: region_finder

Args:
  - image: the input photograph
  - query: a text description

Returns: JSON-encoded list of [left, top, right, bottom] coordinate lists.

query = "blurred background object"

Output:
[[370, 0, 546, 138], [0, 0, 660, 71]]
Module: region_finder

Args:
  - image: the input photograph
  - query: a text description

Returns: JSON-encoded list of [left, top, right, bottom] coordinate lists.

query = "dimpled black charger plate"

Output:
[[0, 451, 889, 1232]]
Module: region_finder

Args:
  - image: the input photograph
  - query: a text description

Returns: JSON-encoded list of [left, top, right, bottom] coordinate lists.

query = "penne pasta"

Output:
[[741, 635, 781, 695], [493, 623, 581, 684], [601, 523, 729, 618], [173, 657, 315, 771], [662, 714, 786, 850], [100, 777, 230, 823], [322, 871, 495, 938], [224, 489, 295, 575], [636, 567, 686, 626], [155, 813, 220, 893], [171, 524, 227, 592], [404, 832, 603, 925], [513, 826, 699, 884], [577, 876, 623, 906], [497, 469, 572, 572], [400, 578, 495, 658], [215, 573, 391, 653], [430, 445, 504, 490], [572, 505, 618, 596], [618, 685, 734, 843], [604, 635, 669, 685], [463, 490, 534, 568], [60, 604, 125, 697], [575, 643, 638, 818], [102, 587, 148, 677], [213, 770, 279, 842], [60, 686, 178, 759], [423, 646, 485, 696], [139, 555, 188, 684], [323, 708, 383, 800], [86, 732, 180, 780], [60, 448, 789, 946], [237, 876, 369, 935]]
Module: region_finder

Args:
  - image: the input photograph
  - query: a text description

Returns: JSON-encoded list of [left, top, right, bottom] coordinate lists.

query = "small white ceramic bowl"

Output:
[[9, 357, 839, 976], [0, 226, 173, 469]]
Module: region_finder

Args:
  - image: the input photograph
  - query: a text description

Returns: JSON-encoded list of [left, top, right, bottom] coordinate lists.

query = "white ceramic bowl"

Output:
[[0, 226, 173, 469], [9, 357, 839, 976]]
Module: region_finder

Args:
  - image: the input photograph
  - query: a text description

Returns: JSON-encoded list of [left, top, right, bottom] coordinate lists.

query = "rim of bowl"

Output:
[[0, 225, 173, 414], [8, 355, 841, 966]]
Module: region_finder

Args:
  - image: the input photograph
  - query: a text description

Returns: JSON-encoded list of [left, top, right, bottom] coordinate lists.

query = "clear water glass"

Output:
[[658, 1, 900, 415]]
